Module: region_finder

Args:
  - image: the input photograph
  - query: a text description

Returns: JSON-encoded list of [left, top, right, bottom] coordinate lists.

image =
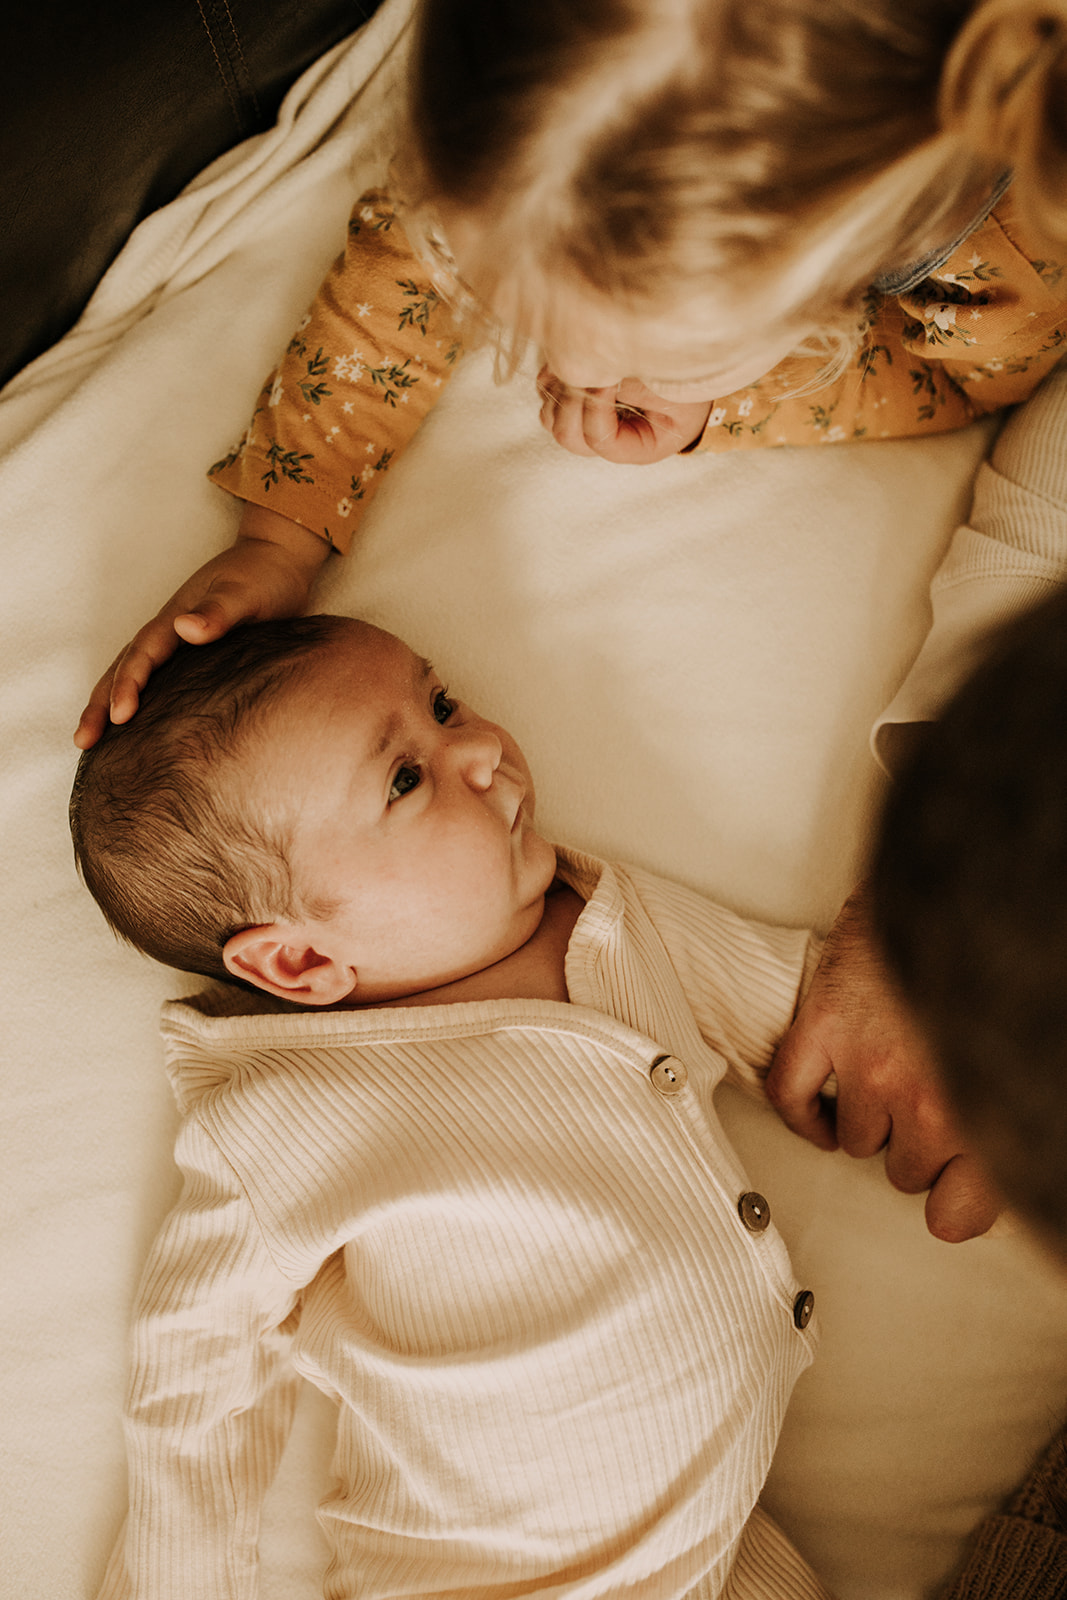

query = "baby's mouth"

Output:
[[508, 781, 527, 832]]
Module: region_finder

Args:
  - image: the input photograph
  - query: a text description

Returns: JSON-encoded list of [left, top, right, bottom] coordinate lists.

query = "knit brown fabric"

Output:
[[939, 1423, 1067, 1600]]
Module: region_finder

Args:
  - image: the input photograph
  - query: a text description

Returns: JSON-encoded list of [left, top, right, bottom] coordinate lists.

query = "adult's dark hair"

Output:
[[70, 614, 348, 982], [871, 585, 1067, 1244]]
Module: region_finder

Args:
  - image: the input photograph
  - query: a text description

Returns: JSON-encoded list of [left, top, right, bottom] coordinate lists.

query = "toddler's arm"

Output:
[[75, 503, 327, 748], [77, 190, 463, 748]]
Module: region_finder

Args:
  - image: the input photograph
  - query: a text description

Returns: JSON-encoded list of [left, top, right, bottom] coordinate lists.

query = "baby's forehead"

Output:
[[239, 620, 422, 768]]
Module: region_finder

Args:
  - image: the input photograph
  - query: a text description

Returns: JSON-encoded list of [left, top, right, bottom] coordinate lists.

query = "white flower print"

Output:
[[737, 397, 754, 417], [333, 350, 365, 383], [268, 375, 284, 408], [337, 498, 352, 518], [706, 406, 727, 428]]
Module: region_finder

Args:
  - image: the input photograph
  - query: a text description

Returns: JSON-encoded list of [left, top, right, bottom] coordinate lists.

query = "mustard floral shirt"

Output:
[[210, 187, 1067, 553]]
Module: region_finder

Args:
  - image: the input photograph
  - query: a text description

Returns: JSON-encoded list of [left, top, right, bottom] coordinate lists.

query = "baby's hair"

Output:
[[400, 0, 1067, 365], [871, 586, 1067, 1246], [70, 615, 348, 983]]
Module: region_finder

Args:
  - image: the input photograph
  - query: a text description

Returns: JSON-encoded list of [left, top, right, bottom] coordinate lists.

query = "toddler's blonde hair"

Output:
[[399, 0, 1067, 371]]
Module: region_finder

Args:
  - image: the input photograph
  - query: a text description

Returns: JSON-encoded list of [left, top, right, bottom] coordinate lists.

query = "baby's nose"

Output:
[[455, 726, 503, 790]]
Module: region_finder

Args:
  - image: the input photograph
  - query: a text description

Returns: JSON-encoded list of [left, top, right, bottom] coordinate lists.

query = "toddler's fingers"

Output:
[[173, 599, 244, 643], [108, 644, 167, 724], [74, 674, 115, 749], [538, 391, 557, 435], [550, 391, 600, 457], [581, 388, 623, 453], [173, 575, 282, 643]]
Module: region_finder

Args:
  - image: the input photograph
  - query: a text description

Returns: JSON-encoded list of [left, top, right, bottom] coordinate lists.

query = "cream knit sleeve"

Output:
[[622, 865, 821, 1092], [98, 1115, 304, 1600], [873, 358, 1067, 771]]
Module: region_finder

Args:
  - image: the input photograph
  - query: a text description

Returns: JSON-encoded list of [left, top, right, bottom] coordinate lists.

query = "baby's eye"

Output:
[[432, 689, 456, 725], [388, 764, 422, 803]]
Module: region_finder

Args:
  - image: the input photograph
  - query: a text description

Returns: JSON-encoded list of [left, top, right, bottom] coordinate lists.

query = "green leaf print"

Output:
[[1033, 260, 1065, 291], [369, 358, 419, 407], [349, 203, 394, 237], [948, 259, 1002, 286], [208, 443, 242, 476], [262, 441, 315, 489], [396, 279, 440, 336], [909, 366, 943, 423], [860, 341, 893, 382], [298, 380, 332, 405], [297, 348, 332, 406]]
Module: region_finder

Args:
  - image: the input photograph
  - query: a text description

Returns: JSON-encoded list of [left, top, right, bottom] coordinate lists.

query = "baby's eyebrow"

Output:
[[369, 658, 436, 759]]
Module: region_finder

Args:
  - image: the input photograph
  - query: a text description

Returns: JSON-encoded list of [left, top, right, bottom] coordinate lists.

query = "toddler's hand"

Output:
[[538, 369, 712, 464], [74, 508, 329, 750]]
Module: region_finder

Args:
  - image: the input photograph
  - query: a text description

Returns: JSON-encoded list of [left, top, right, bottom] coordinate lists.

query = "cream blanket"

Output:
[[2, 3, 1066, 1597]]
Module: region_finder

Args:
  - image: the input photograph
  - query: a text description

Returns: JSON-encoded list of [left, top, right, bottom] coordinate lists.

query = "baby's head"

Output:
[[400, 0, 1067, 396], [70, 617, 556, 1005]]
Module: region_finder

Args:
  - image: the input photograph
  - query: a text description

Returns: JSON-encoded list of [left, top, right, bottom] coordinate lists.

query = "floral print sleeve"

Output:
[[209, 191, 462, 553], [692, 186, 1067, 453]]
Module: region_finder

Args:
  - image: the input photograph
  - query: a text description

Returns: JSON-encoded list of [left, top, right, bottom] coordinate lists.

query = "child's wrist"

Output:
[[236, 505, 330, 578]]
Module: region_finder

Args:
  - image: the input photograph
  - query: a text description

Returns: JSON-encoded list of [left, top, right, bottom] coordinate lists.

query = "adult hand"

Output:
[[74, 506, 329, 749], [766, 882, 1002, 1242], [537, 369, 712, 464]]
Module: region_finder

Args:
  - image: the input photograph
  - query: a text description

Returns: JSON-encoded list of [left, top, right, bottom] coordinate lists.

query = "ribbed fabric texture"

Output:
[[100, 849, 829, 1599], [873, 359, 1067, 763]]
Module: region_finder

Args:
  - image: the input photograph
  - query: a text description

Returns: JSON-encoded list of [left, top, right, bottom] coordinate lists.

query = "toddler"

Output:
[[72, 613, 834, 1600], [74, 0, 1067, 744]]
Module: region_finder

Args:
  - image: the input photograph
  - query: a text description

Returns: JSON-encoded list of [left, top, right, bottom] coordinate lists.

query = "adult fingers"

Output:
[[881, 1085, 963, 1195], [924, 1152, 1002, 1242], [764, 1024, 841, 1151]]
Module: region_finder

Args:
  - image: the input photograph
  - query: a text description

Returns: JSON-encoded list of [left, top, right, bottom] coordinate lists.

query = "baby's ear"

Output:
[[223, 925, 356, 1006]]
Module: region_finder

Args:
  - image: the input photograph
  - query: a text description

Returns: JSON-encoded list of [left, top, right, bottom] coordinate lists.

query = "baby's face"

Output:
[[248, 621, 558, 1003]]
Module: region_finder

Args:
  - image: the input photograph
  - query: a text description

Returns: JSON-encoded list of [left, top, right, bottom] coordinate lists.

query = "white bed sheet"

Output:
[[2, 4, 1066, 1597]]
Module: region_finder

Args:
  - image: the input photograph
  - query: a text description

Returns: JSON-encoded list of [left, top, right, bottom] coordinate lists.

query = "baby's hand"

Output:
[[74, 507, 329, 749], [538, 369, 713, 464]]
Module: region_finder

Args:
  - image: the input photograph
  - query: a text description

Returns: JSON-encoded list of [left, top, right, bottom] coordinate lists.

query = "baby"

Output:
[[71, 613, 833, 1600]]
